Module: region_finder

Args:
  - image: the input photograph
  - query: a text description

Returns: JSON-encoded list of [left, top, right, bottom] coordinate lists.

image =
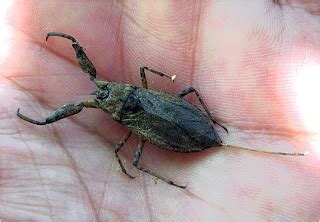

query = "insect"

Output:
[[17, 32, 306, 189]]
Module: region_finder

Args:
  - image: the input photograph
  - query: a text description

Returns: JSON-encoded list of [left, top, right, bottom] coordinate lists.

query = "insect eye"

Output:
[[96, 90, 108, 100], [100, 85, 108, 90]]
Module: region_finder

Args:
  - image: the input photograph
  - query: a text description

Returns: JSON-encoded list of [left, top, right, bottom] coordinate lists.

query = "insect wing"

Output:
[[121, 88, 221, 151]]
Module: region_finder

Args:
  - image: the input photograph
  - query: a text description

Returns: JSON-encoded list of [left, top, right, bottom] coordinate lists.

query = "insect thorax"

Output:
[[99, 83, 137, 121]]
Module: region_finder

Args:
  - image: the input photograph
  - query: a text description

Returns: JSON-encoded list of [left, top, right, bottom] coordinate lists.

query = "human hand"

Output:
[[1, 1, 319, 221]]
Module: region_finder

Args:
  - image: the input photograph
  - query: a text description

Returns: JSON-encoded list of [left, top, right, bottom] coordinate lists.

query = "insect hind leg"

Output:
[[176, 87, 228, 133]]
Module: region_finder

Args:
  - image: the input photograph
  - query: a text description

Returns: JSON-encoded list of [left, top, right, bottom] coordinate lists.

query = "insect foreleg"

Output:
[[17, 99, 99, 125], [46, 32, 97, 81]]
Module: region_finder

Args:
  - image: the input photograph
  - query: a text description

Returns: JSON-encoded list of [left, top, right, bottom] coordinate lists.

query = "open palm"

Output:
[[1, 1, 319, 221]]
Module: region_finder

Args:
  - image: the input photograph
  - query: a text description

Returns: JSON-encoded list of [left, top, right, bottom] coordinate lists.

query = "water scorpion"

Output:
[[17, 32, 306, 189]]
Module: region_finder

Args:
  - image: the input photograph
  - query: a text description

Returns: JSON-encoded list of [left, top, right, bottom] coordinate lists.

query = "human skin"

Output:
[[0, 1, 319, 221]]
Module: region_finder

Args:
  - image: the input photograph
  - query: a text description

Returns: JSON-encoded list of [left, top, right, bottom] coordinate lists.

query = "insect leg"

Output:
[[140, 66, 176, 89], [114, 131, 135, 179], [17, 99, 99, 125], [133, 139, 187, 189], [46, 32, 97, 80], [176, 87, 228, 133]]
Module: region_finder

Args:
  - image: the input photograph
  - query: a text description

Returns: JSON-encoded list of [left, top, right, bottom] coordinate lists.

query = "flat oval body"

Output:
[[120, 87, 222, 152]]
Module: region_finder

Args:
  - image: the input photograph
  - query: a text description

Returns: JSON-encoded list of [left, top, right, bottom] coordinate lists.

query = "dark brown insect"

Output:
[[17, 32, 306, 189]]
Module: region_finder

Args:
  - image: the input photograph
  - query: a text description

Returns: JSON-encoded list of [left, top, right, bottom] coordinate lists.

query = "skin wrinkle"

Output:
[[185, 189, 231, 219], [114, 2, 168, 44], [188, 1, 202, 87], [142, 174, 153, 222], [9, 78, 51, 112], [96, 170, 114, 221], [96, 164, 110, 221], [96, 129, 125, 221], [11, 111, 55, 220], [49, 125, 100, 222], [4, 200, 51, 217], [16, 120, 99, 221], [115, 1, 126, 83], [11, 26, 79, 72]]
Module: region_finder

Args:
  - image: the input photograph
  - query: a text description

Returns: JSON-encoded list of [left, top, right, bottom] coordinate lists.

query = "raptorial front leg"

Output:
[[140, 66, 176, 89], [133, 139, 187, 189], [176, 87, 228, 133], [114, 131, 135, 179], [17, 99, 99, 125], [46, 32, 97, 80]]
